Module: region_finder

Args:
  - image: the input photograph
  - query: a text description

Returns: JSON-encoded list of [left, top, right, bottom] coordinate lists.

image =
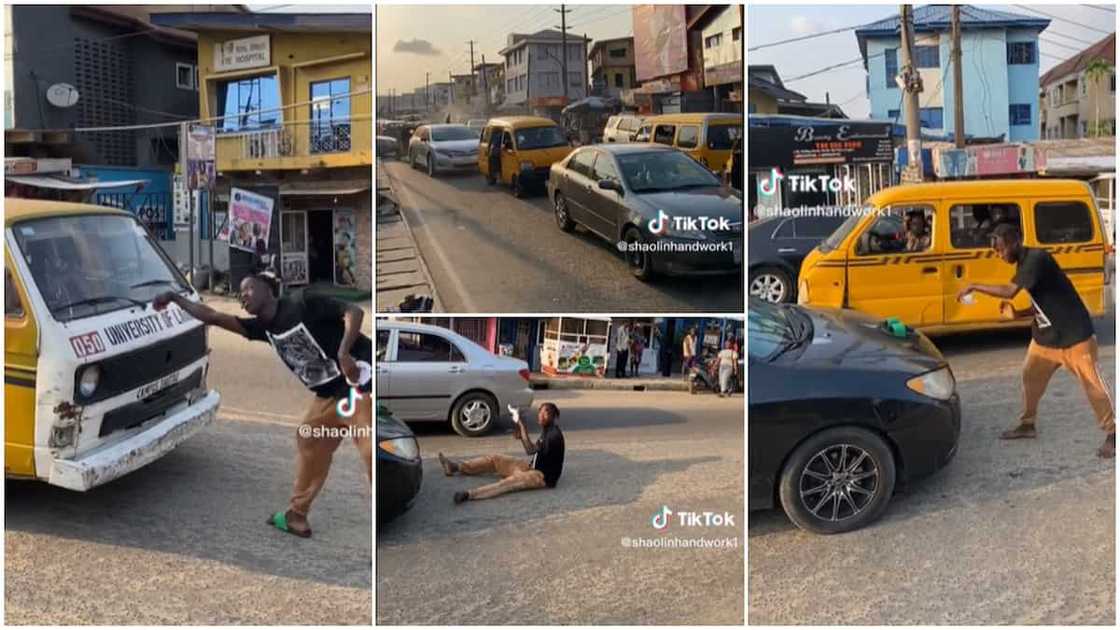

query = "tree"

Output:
[[1084, 58, 1114, 138]]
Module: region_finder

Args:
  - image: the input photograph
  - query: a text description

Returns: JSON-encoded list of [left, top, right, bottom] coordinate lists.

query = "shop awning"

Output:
[[278, 183, 369, 196], [6, 175, 147, 191]]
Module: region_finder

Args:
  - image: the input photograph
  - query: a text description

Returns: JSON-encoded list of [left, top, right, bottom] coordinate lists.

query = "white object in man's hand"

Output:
[[508, 404, 521, 424]]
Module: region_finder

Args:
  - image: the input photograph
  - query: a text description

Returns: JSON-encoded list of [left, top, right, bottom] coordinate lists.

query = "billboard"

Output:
[[633, 5, 688, 83]]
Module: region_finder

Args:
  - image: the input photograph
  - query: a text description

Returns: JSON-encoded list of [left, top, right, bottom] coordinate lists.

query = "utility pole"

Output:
[[425, 72, 430, 112], [951, 4, 965, 148], [899, 4, 924, 182], [467, 39, 477, 98], [179, 121, 194, 282], [555, 4, 572, 101], [449, 70, 454, 105], [481, 53, 490, 114]]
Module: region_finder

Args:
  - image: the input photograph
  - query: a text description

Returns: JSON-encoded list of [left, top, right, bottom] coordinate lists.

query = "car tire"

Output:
[[511, 174, 525, 198], [778, 426, 897, 535], [622, 226, 655, 281], [449, 391, 497, 437], [427, 154, 437, 177], [554, 193, 575, 232], [749, 266, 793, 303]]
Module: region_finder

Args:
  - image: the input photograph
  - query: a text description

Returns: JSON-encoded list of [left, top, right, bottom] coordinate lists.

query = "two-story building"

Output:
[[152, 11, 372, 291], [1040, 33, 1116, 140], [695, 5, 743, 112], [588, 37, 635, 98], [855, 5, 1049, 142], [474, 61, 504, 111], [500, 29, 589, 120]]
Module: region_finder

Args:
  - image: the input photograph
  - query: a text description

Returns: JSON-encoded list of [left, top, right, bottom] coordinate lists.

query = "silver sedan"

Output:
[[375, 321, 534, 437]]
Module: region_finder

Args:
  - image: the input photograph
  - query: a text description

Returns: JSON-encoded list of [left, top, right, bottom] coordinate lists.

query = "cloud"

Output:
[[393, 38, 442, 56], [789, 15, 825, 36]]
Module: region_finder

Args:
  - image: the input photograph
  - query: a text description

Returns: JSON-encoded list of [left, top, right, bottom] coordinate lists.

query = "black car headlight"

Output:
[[906, 366, 955, 400], [379, 436, 420, 461]]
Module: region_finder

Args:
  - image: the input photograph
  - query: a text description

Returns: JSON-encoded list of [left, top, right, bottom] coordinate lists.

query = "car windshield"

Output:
[[819, 210, 868, 253], [706, 123, 743, 150], [13, 213, 189, 323], [748, 299, 813, 362], [617, 150, 721, 193], [515, 126, 568, 150], [431, 126, 478, 142]]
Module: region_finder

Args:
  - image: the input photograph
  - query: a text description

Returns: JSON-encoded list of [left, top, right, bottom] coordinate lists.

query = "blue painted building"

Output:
[[856, 5, 1049, 142]]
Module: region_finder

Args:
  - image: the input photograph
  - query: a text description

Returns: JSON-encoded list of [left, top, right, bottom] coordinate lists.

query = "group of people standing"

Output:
[[613, 322, 649, 378]]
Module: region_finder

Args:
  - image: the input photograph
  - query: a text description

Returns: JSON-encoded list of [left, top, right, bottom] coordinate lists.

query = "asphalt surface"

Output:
[[376, 389, 745, 625], [748, 314, 1116, 625], [378, 159, 743, 313], [6, 313, 374, 625]]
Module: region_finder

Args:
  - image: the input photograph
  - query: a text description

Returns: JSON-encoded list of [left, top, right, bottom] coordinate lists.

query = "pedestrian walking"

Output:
[[629, 330, 645, 377], [681, 327, 697, 380], [959, 223, 1115, 458], [717, 339, 739, 397], [614, 322, 630, 378]]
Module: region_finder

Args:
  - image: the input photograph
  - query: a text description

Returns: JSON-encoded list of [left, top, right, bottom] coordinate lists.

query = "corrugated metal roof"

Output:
[[1040, 33, 1116, 86], [856, 5, 1050, 64]]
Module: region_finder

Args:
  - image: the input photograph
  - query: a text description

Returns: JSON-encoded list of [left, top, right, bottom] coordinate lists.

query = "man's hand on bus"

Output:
[[152, 291, 177, 311]]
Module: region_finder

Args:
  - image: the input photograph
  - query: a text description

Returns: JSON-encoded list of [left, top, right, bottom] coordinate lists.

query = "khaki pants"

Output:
[[290, 394, 374, 517], [1020, 336, 1115, 433], [458, 454, 546, 500]]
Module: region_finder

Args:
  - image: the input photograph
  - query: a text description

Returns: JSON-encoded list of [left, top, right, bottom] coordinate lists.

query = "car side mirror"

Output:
[[598, 179, 623, 195]]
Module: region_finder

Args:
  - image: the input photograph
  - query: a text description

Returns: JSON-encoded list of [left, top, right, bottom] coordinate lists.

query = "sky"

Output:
[[376, 4, 635, 93], [748, 4, 1117, 119], [248, 3, 370, 13]]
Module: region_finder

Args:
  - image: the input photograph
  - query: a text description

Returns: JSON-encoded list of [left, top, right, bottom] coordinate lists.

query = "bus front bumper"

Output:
[[48, 390, 221, 491]]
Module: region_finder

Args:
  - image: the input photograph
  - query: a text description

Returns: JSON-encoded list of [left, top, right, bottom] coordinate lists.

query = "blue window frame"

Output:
[[919, 107, 944, 129], [1009, 103, 1032, 126], [914, 45, 939, 69], [887, 109, 900, 120], [884, 48, 898, 88], [310, 77, 352, 154], [216, 74, 281, 132], [1007, 41, 1037, 65]]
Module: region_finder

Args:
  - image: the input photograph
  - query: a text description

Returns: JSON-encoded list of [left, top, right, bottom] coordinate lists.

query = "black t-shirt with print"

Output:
[[237, 290, 373, 398], [1013, 247, 1094, 348], [530, 423, 565, 488]]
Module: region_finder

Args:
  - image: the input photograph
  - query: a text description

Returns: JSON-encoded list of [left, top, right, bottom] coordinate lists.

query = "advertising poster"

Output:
[[543, 339, 607, 377], [227, 187, 274, 255], [186, 125, 216, 190], [333, 209, 358, 287], [633, 5, 688, 83]]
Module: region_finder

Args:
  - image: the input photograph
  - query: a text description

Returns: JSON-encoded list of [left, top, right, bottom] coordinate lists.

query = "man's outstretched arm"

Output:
[[153, 291, 248, 336], [959, 282, 1022, 301]]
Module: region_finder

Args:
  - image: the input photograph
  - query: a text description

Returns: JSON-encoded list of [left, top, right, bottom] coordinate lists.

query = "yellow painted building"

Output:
[[153, 11, 372, 290]]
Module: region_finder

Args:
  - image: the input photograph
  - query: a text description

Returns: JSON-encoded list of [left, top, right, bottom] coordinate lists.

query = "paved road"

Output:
[[6, 315, 374, 625], [379, 159, 743, 313], [748, 314, 1116, 625], [377, 389, 744, 625]]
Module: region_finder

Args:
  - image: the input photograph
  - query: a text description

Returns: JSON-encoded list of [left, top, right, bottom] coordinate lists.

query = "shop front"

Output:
[[277, 182, 370, 289], [539, 317, 611, 377]]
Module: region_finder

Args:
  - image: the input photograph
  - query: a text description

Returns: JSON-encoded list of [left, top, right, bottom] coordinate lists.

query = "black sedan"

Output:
[[748, 214, 845, 303], [377, 405, 422, 524], [547, 144, 743, 280], [748, 299, 960, 534]]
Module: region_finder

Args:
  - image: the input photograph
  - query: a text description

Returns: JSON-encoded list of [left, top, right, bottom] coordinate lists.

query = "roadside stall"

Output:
[[539, 317, 610, 377]]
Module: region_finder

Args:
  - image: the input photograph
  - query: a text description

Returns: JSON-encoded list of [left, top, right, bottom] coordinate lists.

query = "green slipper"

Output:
[[266, 510, 312, 538]]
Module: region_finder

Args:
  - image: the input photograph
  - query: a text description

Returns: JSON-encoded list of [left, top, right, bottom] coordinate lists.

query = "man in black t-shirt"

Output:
[[437, 403, 565, 503], [959, 224, 1114, 458], [154, 273, 374, 537]]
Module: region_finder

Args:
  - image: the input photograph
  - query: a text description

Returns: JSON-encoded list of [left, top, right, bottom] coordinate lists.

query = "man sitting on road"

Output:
[[438, 403, 565, 503], [959, 223, 1115, 458]]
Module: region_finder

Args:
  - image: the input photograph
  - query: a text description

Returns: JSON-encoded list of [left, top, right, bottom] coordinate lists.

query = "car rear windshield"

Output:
[[515, 126, 568, 150], [617, 150, 720, 193], [12, 213, 189, 323], [706, 123, 743, 150], [432, 126, 478, 141]]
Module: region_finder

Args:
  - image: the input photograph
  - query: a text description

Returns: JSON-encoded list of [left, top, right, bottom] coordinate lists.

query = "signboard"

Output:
[[633, 5, 688, 83], [932, 144, 1046, 179], [172, 174, 190, 230], [227, 187, 274, 254], [4, 157, 71, 175], [530, 96, 568, 108], [186, 125, 215, 191], [749, 122, 894, 169], [333, 209, 357, 287], [541, 339, 608, 377], [214, 34, 270, 72]]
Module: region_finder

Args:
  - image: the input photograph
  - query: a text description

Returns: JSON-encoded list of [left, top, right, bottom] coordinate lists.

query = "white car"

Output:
[[466, 119, 487, 131], [603, 114, 644, 143], [376, 321, 534, 437], [408, 124, 480, 176]]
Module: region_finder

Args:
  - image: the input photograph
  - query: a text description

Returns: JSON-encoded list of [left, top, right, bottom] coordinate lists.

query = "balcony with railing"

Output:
[[215, 118, 372, 171]]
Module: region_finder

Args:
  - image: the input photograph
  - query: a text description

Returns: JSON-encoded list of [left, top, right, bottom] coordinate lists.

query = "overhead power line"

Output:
[[1081, 4, 1116, 14], [1013, 5, 1114, 35], [749, 21, 867, 52]]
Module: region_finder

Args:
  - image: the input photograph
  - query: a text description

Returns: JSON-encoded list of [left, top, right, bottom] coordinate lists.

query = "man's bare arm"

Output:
[[517, 421, 538, 455], [961, 282, 1021, 300], [155, 292, 247, 336]]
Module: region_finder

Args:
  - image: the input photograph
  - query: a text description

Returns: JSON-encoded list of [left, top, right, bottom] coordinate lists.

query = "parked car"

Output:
[[466, 119, 487, 132], [408, 124, 480, 176], [799, 179, 1108, 334], [602, 114, 644, 143], [376, 321, 534, 437], [749, 214, 846, 303], [748, 298, 960, 534], [547, 144, 743, 280], [377, 405, 422, 523]]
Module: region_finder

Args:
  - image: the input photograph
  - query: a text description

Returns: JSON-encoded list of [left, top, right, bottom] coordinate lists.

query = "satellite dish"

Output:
[[46, 83, 80, 108]]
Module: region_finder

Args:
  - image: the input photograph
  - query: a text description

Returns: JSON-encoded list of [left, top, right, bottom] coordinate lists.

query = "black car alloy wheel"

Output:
[[623, 226, 654, 281], [778, 426, 896, 534], [554, 193, 575, 232]]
